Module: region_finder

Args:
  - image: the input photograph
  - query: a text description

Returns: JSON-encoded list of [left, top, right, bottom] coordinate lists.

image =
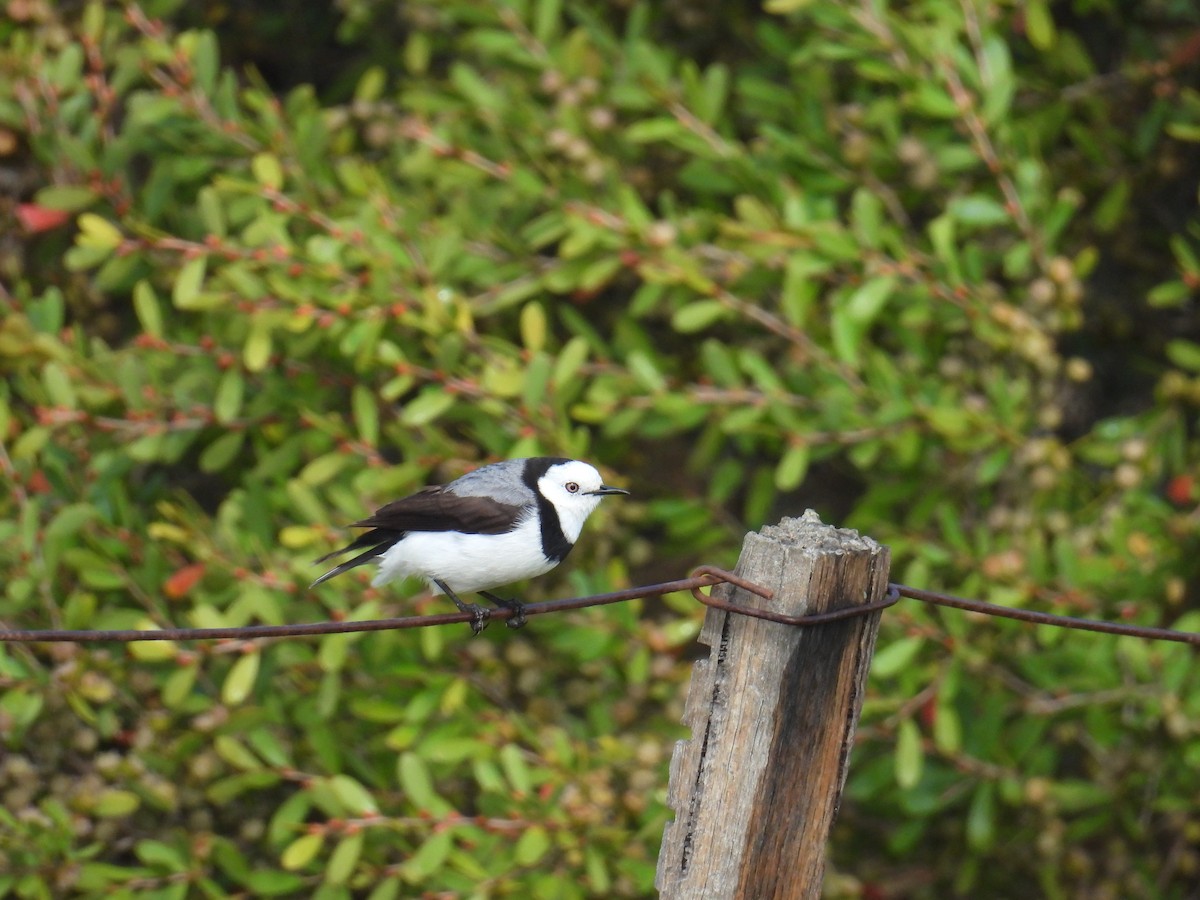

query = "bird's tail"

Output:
[[310, 529, 400, 588]]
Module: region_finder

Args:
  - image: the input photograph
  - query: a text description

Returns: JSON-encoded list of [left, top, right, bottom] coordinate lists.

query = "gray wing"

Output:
[[444, 458, 538, 507]]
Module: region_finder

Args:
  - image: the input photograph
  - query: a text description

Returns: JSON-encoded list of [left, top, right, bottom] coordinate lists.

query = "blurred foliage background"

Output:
[[2, 0, 1200, 897]]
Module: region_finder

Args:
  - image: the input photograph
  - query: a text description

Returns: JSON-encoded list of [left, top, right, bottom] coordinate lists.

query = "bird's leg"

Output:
[[434, 579, 491, 635], [478, 590, 528, 629]]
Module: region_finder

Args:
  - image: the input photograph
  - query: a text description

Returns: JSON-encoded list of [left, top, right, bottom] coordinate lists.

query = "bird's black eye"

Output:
[[565, 482, 580, 493]]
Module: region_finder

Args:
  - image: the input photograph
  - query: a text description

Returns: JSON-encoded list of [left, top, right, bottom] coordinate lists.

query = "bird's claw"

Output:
[[467, 604, 492, 635], [505, 604, 528, 630], [479, 591, 527, 629]]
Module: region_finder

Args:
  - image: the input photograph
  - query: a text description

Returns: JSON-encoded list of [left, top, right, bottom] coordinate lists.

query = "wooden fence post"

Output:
[[656, 511, 890, 899]]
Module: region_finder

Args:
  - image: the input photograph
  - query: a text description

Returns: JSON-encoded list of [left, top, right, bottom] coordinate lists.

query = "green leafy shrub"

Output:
[[2, 0, 1200, 896]]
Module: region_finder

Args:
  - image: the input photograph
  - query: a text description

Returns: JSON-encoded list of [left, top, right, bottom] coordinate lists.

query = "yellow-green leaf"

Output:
[[279, 525, 322, 549], [520, 301, 547, 353], [133, 280, 164, 338], [93, 789, 140, 818], [281, 833, 324, 871], [221, 651, 260, 706], [243, 321, 272, 372], [127, 620, 177, 662], [251, 153, 284, 190], [173, 257, 207, 308], [76, 213, 122, 249]]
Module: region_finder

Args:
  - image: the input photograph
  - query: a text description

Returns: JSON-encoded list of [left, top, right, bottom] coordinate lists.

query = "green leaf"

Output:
[[133, 280, 164, 338], [173, 256, 207, 308], [355, 65, 387, 103], [400, 388, 455, 426], [330, 775, 378, 816], [136, 839, 187, 871], [401, 831, 452, 883], [450, 62, 502, 112], [43, 504, 99, 572], [521, 301, 547, 353], [533, 0, 562, 43], [76, 213, 122, 249], [627, 350, 666, 393], [214, 735, 262, 771], [221, 651, 260, 706], [626, 118, 685, 144], [200, 431, 244, 473], [499, 744, 533, 796], [300, 452, 350, 487], [198, 186, 226, 237], [281, 833, 324, 872], [252, 154, 283, 190], [1024, 0, 1056, 50], [671, 300, 727, 334], [352, 385, 379, 446], [93, 789, 141, 818], [35, 185, 98, 211], [243, 321, 273, 372], [397, 752, 441, 811], [966, 782, 995, 850], [366, 878, 402, 900], [214, 369, 245, 423], [846, 276, 896, 325], [127, 621, 177, 662], [551, 336, 589, 390], [894, 718, 923, 789], [949, 195, 1009, 227], [325, 833, 363, 885], [774, 444, 809, 491], [932, 701, 961, 754], [871, 636, 924, 678], [515, 826, 552, 866], [42, 362, 77, 408], [1166, 339, 1200, 372]]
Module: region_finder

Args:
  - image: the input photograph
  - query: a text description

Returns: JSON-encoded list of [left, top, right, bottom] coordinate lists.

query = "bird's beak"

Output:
[[588, 485, 630, 496]]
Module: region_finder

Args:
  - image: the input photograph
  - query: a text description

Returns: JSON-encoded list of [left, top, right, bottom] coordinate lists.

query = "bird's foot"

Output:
[[436, 580, 492, 635], [479, 591, 528, 629], [466, 603, 492, 635]]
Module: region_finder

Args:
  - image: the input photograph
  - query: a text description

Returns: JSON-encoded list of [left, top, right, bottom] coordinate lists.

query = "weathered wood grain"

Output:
[[657, 511, 890, 899]]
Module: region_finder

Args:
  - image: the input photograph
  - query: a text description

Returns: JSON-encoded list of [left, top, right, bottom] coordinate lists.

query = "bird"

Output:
[[310, 457, 629, 633]]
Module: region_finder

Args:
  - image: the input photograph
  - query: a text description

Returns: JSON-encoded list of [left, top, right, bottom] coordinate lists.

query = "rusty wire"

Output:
[[0, 566, 1197, 646], [893, 583, 1200, 646], [0, 569, 750, 643]]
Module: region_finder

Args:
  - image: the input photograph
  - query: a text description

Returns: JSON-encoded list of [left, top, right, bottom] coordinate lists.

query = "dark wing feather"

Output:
[[350, 485, 524, 535]]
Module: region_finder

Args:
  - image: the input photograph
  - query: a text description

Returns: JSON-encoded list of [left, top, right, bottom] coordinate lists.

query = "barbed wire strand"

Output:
[[0, 567, 1197, 646]]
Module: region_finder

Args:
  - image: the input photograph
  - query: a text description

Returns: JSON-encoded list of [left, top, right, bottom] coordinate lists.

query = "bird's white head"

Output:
[[538, 459, 628, 543]]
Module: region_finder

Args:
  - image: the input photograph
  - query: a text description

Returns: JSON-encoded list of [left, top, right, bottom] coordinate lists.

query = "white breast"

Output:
[[371, 515, 559, 595]]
